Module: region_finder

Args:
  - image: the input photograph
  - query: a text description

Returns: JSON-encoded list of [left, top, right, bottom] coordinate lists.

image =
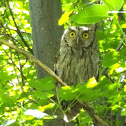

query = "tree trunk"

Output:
[[29, 0, 63, 78], [29, 0, 74, 126]]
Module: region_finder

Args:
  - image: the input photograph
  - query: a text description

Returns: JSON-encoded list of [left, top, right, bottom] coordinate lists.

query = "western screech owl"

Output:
[[55, 25, 99, 122]]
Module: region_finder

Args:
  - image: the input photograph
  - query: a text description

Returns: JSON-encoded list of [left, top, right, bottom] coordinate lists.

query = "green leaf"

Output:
[[111, 94, 122, 105], [102, 83, 121, 98], [76, 84, 100, 101], [121, 108, 126, 116], [103, 0, 124, 11], [86, 77, 98, 88], [29, 77, 55, 91], [70, 4, 108, 24], [58, 86, 77, 101], [111, 104, 120, 110], [102, 49, 119, 67], [33, 91, 54, 99]]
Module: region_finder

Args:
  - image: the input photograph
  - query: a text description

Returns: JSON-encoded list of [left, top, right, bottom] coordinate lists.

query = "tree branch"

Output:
[[6, 0, 33, 55], [0, 39, 67, 86], [0, 39, 109, 126]]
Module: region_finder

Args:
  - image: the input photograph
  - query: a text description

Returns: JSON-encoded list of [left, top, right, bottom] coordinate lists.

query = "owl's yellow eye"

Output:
[[69, 31, 76, 38], [82, 32, 89, 39]]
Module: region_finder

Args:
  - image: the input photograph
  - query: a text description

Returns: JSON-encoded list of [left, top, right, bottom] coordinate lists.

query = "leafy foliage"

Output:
[[0, 0, 126, 126], [70, 4, 108, 24]]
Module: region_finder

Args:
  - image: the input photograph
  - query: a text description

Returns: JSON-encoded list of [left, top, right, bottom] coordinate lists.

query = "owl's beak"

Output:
[[77, 37, 79, 45]]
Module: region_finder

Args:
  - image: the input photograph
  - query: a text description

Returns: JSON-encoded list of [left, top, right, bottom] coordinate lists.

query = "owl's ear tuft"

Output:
[[89, 24, 97, 31]]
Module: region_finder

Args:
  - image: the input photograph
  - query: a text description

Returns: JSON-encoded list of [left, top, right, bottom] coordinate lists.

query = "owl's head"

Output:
[[61, 25, 96, 48]]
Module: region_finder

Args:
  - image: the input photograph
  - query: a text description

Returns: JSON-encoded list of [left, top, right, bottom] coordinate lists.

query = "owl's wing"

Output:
[[54, 52, 60, 85], [54, 51, 60, 73]]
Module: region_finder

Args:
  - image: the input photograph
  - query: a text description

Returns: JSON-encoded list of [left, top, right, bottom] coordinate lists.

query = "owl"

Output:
[[55, 25, 99, 122]]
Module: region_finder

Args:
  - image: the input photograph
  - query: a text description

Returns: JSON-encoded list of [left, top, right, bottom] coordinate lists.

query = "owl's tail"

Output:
[[62, 100, 83, 122]]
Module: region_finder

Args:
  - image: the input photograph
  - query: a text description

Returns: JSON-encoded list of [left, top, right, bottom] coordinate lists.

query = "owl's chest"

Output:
[[56, 48, 98, 85]]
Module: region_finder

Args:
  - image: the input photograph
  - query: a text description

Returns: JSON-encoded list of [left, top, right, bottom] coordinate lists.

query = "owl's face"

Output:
[[61, 26, 96, 48]]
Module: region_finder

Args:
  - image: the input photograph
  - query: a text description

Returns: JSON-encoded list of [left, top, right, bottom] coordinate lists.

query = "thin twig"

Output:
[[6, 0, 33, 55]]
